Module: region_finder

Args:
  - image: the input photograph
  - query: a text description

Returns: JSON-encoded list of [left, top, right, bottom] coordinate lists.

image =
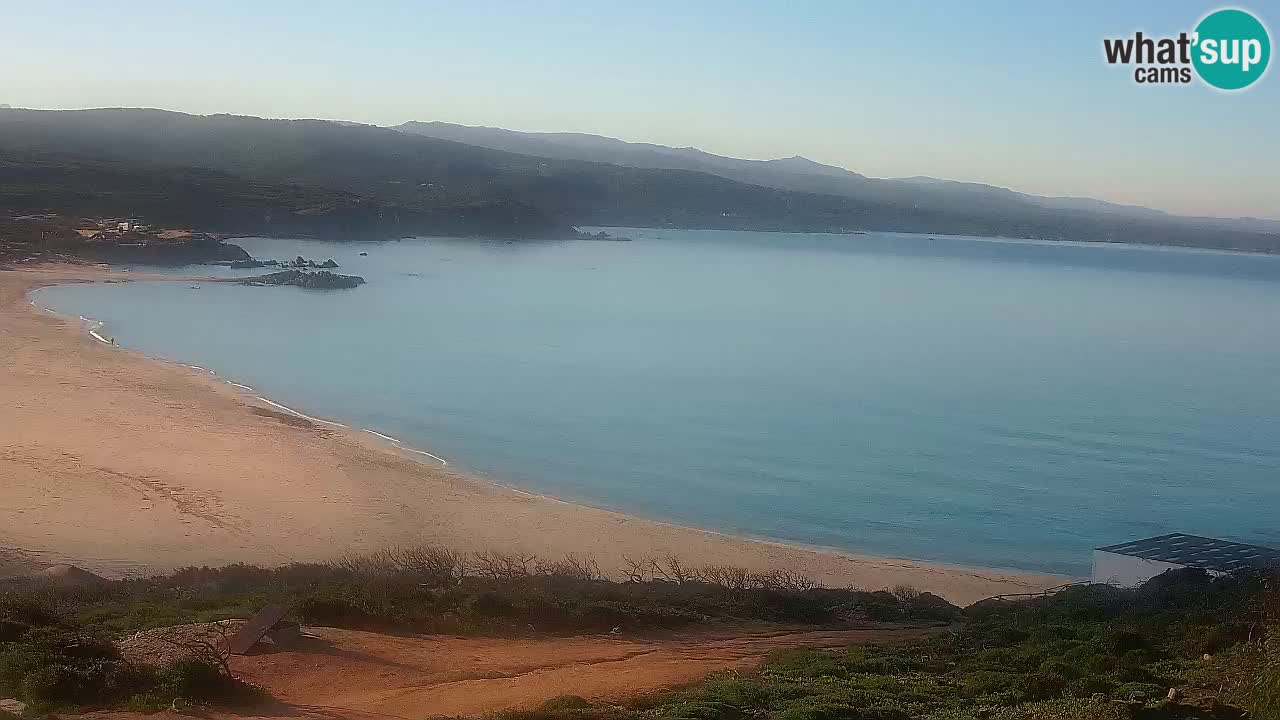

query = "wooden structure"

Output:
[[228, 604, 295, 655]]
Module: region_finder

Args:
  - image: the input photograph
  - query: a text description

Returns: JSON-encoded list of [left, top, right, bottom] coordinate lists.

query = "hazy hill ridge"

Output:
[[0, 108, 1276, 251], [396, 120, 1280, 235]]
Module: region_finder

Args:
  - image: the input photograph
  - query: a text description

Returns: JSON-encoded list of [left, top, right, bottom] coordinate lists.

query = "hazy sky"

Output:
[[3, 1, 1277, 218]]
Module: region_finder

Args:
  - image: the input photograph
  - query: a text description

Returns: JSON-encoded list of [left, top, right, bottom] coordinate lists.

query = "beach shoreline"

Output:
[[0, 262, 1068, 604]]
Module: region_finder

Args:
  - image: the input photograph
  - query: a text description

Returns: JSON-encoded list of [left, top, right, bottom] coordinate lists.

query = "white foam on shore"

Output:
[[253, 396, 347, 428], [72, 313, 112, 344], [404, 447, 449, 465], [363, 429, 448, 466], [30, 290, 448, 468]]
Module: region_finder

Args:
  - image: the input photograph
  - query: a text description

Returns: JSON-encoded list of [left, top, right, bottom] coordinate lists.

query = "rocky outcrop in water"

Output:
[[238, 269, 365, 289], [227, 259, 279, 269], [578, 230, 632, 241], [284, 256, 340, 269]]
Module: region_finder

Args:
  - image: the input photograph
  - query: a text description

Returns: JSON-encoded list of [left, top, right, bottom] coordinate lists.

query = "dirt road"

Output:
[[93, 623, 937, 720]]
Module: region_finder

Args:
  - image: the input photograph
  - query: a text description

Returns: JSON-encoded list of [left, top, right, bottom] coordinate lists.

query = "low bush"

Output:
[[540, 695, 594, 711], [0, 548, 958, 641], [0, 598, 253, 713]]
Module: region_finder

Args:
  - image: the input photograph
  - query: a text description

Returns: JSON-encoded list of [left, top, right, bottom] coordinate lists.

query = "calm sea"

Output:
[[34, 229, 1280, 576]]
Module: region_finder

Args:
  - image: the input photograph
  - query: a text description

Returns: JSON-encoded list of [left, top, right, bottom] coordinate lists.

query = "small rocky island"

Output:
[[577, 230, 632, 241], [226, 255, 339, 269], [238, 269, 366, 289]]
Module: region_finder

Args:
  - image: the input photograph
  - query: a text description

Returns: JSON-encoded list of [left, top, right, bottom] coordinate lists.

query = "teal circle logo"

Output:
[[1192, 9, 1270, 90]]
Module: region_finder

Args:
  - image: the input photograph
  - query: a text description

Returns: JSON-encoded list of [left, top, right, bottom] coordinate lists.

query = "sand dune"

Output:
[[0, 263, 1064, 603]]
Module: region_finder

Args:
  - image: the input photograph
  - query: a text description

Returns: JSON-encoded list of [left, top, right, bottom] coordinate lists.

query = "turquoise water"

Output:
[[34, 229, 1280, 576]]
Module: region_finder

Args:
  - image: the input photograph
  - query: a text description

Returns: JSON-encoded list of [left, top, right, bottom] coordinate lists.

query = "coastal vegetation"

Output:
[[0, 601, 254, 714], [0, 548, 952, 713], [1, 548, 1277, 718], [2, 549, 960, 641], [518, 569, 1280, 720]]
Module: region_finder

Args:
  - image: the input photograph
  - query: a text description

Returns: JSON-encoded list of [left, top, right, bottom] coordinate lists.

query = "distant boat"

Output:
[[189, 284, 201, 289], [359, 252, 368, 256]]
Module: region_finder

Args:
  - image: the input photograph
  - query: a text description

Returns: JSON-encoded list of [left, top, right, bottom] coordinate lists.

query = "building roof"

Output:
[[1098, 533, 1280, 575]]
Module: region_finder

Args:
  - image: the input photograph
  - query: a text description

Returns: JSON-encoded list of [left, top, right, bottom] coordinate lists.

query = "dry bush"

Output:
[[149, 622, 235, 677], [655, 555, 698, 585], [694, 564, 818, 591], [390, 546, 467, 587], [621, 555, 701, 585], [753, 568, 818, 591], [535, 553, 603, 581], [331, 548, 400, 577], [472, 550, 540, 579], [698, 564, 754, 589], [331, 545, 466, 587], [621, 554, 655, 583], [892, 584, 923, 603]]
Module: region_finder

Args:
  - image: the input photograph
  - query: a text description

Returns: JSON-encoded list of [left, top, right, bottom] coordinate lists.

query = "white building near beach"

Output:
[[1091, 533, 1280, 587]]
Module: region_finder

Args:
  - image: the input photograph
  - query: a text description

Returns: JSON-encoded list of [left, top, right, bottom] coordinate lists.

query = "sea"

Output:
[[32, 228, 1280, 577]]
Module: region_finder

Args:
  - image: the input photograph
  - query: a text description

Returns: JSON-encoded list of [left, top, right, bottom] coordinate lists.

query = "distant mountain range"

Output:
[[0, 107, 1276, 252], [396, 121, 1280, 235]]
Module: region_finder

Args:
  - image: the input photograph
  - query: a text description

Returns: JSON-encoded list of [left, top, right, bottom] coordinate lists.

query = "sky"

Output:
[[2, 0, 1277, 219]]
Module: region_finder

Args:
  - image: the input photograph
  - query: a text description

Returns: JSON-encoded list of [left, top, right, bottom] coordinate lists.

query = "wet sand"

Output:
[[0, 263, 1066, 604]]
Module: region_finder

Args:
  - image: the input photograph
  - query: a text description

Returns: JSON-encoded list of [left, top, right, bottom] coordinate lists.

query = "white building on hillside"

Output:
[[1092, 533, 1280, 587]]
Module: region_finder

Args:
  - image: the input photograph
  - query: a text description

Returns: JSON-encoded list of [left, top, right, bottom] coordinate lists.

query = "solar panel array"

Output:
[[1098, 533, 1280, 574]]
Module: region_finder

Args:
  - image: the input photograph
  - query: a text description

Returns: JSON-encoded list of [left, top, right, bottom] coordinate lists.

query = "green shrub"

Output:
[[1058, 645, 1108, 676], [775, 701, 907, 720], [20, 664, 77, 705], [157, 659, 236, 700], [1111, 681, 1163, 702], [766, 649, 847, 679], [842, 645, 950, 675], [695, 677, 786, 709], [466, 591, 517, 618], [1020, 671, 1067, 701], [658, 700, 744, 720], [957, 670, 1023, 698], [0, 611, 252, 712], [0, 597, 62, 641], [1104, 628, 1145, 653], [540, 695, 594, 711], [296, 594, 374, 627], [1066, 675, 1113, 697], [1037, 659, 1082, 680]]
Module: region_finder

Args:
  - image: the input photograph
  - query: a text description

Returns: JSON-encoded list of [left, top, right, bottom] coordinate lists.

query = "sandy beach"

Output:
[[0, 263, 1065, 604]]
